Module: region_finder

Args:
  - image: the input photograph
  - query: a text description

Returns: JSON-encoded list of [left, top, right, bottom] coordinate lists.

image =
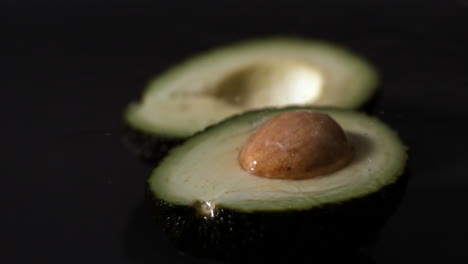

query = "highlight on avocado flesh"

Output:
[[124, 38, 379, 142], [239, 111, 354, 180], [214, 61, 324, 108]]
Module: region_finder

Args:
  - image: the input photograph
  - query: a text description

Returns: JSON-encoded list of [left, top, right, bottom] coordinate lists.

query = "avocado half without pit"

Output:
[[148, 107, 408, 258], [123, 38, 379, 161]]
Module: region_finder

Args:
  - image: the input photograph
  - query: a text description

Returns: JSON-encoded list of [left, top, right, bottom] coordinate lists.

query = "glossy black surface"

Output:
[[3, 1, 468, 263]]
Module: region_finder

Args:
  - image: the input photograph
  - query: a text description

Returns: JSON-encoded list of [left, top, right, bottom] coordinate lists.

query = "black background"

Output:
[[2, 1, 468, 263]]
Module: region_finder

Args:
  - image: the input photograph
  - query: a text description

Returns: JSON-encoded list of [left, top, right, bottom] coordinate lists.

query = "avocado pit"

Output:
[[239, 110, 353, 179]]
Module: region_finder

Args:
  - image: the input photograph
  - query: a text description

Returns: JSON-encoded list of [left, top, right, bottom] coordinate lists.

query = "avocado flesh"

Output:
[[149, 107, 407, 213], [125, 38, 378, 138], [148, 107, 408, 258]]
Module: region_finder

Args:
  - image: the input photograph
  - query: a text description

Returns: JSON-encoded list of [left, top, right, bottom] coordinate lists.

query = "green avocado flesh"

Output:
[[149, 107, 407, 213], [125, 38, 378, 138]]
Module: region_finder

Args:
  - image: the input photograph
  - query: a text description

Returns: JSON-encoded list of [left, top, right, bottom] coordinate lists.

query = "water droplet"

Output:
[[249, 160, 257, 172]]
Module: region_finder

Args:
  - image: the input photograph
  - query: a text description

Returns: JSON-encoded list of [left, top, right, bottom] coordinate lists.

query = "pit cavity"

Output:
[[215, 61, 323, 108]]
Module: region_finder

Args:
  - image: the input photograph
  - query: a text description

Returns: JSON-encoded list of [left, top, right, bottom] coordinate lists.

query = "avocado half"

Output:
[[148, 106, 407, 258], [123, 38, 379, 161]]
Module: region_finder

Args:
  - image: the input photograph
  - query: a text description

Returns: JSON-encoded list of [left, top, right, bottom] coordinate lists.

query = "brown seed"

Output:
[[238, 110, 353, 179]]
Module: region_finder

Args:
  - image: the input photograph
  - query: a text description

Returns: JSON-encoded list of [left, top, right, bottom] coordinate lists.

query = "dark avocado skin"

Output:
[[121, 124, 184, 163], [148, 168, 409, 260]]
